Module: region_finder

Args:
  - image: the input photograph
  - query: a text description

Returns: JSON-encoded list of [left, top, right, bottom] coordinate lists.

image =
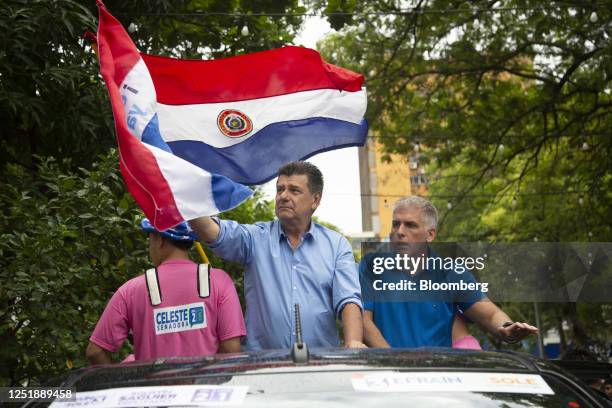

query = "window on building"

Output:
[[410, 175, 428, 185]]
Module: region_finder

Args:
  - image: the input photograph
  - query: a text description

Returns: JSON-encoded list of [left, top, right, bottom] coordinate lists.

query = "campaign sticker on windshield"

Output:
[[48, 385, 249, 407], [351, 372, 554, 395]]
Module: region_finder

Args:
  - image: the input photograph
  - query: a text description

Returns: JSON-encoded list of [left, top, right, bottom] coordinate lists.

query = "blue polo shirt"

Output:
[[209, 219, 362, 351], [360, 253, 485, 348]]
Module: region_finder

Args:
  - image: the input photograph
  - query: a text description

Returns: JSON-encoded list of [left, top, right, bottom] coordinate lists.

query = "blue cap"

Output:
[[140, 219, 199, 242]]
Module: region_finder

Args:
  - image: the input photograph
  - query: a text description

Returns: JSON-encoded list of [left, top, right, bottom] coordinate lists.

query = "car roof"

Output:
[[25, 349, 612, 408], [57, 348, 559, 391]]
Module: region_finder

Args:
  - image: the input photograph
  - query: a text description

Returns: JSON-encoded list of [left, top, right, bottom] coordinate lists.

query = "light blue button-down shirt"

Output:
[[208, 219, 362, 351]]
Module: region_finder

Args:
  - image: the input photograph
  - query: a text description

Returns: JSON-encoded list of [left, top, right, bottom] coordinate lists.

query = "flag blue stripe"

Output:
[[167, 117, 368, 185], [142, 112, 253, 213], [211, 175, 254, 210], [141, 114, 172, 153]]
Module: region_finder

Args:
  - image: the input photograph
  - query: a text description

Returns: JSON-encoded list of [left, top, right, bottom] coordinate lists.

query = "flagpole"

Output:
[[194, 241, 211, 264]]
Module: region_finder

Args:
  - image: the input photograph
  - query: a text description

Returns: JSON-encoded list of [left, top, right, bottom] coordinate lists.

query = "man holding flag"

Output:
[[95, 1, 367, 232], [96, 2, 368, 351], [190, 161, 365, 350]]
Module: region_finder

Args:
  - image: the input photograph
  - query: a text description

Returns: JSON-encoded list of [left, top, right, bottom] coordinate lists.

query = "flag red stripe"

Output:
[[97, 2, 183, 230], [97, 3, 141, 87], [142, 47, 364, 105]]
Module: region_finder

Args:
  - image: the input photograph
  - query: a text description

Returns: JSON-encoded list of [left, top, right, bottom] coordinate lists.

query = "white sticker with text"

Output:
[[352, 371, 554, 394], [49, 385, 249, 407]]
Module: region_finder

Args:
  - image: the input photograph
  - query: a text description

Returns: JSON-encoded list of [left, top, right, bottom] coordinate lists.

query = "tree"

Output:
[[319, 0, 612, 355], [319, 0, 611, 231], [0, 0, 112, 171], [426, 146, 612, 354], [103, 0, 305, 58], [0, 150, 275, 386], [0, 150, 147, 385], [0, 0, 306, 171], [0, 0, 305, 384]]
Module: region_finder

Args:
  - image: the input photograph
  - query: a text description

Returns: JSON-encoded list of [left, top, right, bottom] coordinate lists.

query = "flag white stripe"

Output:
[[120, 59, 157, 140], [156, 88, 367, 148], [145, 144, 219, 219], [121, 60, 222, 219]]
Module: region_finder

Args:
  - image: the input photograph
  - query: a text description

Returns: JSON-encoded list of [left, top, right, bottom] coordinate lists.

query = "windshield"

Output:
[[49, 370, 598, 408]]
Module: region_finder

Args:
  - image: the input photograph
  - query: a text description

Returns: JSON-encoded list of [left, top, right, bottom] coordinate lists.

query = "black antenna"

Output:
[[291, 304, 309, 363], [295, 303, 303, 345]]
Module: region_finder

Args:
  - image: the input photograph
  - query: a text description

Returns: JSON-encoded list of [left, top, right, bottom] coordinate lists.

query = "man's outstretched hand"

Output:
[[498, 322, 539, 344]]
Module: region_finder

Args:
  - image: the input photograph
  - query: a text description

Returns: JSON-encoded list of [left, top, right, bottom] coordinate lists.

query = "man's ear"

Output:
[[426, 228, 437, 243], [311, 192, 322, 212]]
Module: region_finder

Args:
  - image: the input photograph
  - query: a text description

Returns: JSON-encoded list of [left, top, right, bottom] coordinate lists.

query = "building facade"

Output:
[[358, 136, 428, 239]]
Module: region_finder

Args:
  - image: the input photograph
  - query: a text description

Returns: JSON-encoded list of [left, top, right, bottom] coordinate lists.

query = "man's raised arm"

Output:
[[189, 216, 220, 244]]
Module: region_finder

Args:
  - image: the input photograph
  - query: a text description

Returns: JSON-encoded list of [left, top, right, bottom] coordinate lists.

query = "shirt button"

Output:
[[293, 286, 297, 290], [292, 265, 297, 269]]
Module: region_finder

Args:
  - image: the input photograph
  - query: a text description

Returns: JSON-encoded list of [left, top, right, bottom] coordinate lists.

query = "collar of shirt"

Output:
[[276, 219, 316, 244]]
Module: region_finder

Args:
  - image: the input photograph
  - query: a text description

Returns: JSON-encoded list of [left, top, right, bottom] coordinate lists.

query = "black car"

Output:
[[20, 347, 611, 408]]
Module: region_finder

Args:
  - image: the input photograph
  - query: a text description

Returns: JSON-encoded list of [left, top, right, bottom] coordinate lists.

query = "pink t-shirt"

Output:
[[452, 335, 482, 350], [90, 260, 246, 360]]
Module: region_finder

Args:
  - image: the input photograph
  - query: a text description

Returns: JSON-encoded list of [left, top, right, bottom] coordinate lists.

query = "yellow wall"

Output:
[[372, 140, 412, 239]]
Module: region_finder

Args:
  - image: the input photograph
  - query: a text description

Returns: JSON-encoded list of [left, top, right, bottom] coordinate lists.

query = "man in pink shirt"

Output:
[[86, 219, 246, 364]]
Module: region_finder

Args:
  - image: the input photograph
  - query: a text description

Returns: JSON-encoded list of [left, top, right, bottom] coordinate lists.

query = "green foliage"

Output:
[[0, 0, 113, 170], [0, 0, 302, 386], [320, 1, 612, 354], [427, 140, 612, 243], [321, 0, 357, 30], [319, 1, 612, 228], [0, 150, 275, 386], [0, 150, 147, 385], [0, 0, 307, 171], [103, 0, 305, 58]]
